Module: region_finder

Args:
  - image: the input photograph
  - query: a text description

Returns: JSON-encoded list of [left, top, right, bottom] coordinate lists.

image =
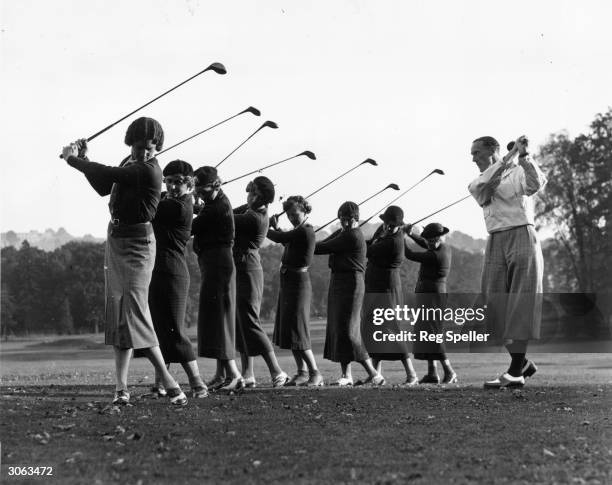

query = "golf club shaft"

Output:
[[215, 122, 276, 168], [60, 62, 226, 158], [156, 109, 252, 157], [275, 161, 375, 218], [411, 195, 471, 225], [314, 186, 393, 233], [359, 170, 441, 227], [222, 154, 299, 185]]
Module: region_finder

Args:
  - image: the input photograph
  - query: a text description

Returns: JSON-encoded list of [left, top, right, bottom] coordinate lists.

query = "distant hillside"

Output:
[[2, 225, 487, 254], [445, 231, 487, 254], [1, 228, 103, 251]]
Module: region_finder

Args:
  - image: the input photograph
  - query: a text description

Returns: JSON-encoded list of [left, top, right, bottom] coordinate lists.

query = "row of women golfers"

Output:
[[61, 117, 545, 405]]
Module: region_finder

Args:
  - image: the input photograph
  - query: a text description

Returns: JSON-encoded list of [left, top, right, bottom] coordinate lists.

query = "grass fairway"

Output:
[[1, 331, 611, 484]]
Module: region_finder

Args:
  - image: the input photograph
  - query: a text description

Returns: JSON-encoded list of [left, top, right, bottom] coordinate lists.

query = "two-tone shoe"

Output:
[[442, 372, 458, 384], [272, 372, 290, 388], [166, 387, 188, 406], [303, 371, 324, 387], [334, 377, 354, 386], [219, 377, 245, 392], [112, 389, 130, 405], [285, 370, 309, 386], [483, 373, 525, 389], [191, 385, 209, 398], [522, 360, 538, 378]]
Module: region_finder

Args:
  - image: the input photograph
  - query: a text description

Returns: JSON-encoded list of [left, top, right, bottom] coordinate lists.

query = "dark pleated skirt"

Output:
[[324, 272, 369, 363], [104, 223, 158, 350], [413, 284, 448, 360], [235, 264, 273, 356], [197, 246, 236, 360], [363, 265, 408, 361], [147, 269, 195, 363], [273, 270, 312, 350]]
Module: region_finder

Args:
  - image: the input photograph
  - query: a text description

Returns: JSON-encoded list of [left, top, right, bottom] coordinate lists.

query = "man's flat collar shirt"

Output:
[[468, 156, 547, 234]]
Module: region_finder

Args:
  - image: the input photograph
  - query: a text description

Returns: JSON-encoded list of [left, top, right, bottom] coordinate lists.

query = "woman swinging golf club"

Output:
[[61, 118, 188, 406], [403, 222, 457, 384], [314, 201, 384, 386], [267, 196, 323, 386], [192, 166, 244, 391], [359, 206, 417, 385], [233, 177, 289, 388]]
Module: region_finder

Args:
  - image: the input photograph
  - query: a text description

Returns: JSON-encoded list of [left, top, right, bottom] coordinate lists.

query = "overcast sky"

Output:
[[1, 0, 611, 238]]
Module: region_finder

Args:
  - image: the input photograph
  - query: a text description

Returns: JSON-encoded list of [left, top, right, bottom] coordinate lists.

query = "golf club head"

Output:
[[507, 141, 515, 151], [361, 158, 378, 166], [257, 121, 279, 132], [387, 183, 400, 191], [242, 106, 261, 116], [207, 62, 227, 74], [432, 169, 445, 175], [299, 150, 316, 160]]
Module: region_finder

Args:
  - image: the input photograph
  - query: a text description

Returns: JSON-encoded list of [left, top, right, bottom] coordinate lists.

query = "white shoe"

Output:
[[335, 377, 354, 386], [167, 388, 188, 405], [371, 374, 386, 386], [484, 373, 525, 389], [112, 389, 130, 405], [272, 371, 289, 388]]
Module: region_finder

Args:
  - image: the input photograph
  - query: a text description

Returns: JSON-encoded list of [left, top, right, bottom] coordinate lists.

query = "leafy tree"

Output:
[[536, 108, 612, 293]]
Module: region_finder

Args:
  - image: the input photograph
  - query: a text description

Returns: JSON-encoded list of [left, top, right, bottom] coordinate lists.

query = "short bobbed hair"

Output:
[[124, 117, 164, 151], [282, 195, 312, 214], [338, 201, 359, 220]]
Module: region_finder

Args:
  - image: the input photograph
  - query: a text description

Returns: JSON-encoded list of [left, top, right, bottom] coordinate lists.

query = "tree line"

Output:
[[0, 237, 487, 338]]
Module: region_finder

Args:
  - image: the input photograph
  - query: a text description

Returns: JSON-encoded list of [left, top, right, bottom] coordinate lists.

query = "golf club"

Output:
[[222, 150, 316, 185], [156, 107, 260, 157], [410, 195, 472, 226], [60, 62, 227, 158], [274, 158, 378, 218], [215, 121, 279, 168], [359, 169, 444, 227], [315, 183, 400, 233]]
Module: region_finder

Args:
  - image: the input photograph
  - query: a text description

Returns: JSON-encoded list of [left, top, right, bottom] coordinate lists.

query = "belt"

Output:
[[108, 220, 152, 238], [280, 265, 309, 274]]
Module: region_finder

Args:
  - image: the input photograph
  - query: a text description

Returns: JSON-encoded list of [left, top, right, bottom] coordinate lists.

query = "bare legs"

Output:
[[423, 358, 456, 382], [292, 349, 318, 373], [115, 345, 181, 392], [372, 356, 416, 381], [155, 360, 205, 390], [114, 348, 132, 392], [240, 351, 284, 381], [340, 359, 379, 380]]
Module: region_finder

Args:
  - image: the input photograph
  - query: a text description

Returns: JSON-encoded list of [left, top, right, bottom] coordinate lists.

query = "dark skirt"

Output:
[[147, 270, 195, 363], [413, 283, 448, 360], [363, 265, 408, 361], [197, 246, 236, 360], [235, 265, 273, 356], [324, 272, 369, 363], [104, 223, 158, 350], [273, 270, 311, 350]]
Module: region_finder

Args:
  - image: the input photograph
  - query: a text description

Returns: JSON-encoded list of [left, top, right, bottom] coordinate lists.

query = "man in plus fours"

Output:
[[468, 135, 547, 388]]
